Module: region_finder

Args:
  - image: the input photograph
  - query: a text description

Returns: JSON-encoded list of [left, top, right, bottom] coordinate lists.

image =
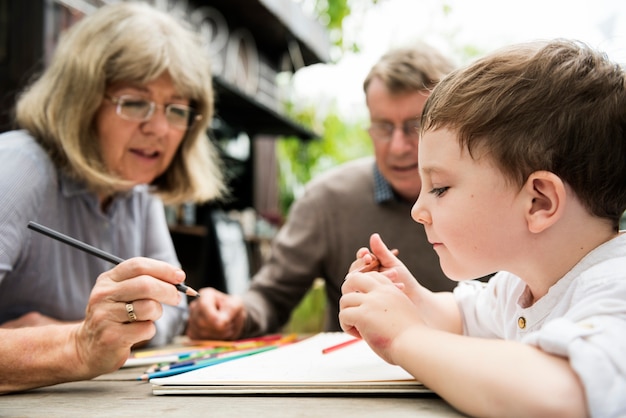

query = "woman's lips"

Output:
[[130, 149, 160, 159]]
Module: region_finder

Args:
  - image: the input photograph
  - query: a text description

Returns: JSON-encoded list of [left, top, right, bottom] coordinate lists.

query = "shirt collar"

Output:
[[373, 163, 396, 203]]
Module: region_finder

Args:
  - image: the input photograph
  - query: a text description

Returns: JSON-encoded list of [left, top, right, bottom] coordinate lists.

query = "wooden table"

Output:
[[1, 365, 468, 417]]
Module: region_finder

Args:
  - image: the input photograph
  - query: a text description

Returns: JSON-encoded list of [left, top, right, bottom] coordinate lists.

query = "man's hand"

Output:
[[186, 287, 246, 340]]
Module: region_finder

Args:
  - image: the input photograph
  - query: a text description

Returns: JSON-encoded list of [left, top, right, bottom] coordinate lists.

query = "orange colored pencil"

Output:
[[356, 249, 399, 273]]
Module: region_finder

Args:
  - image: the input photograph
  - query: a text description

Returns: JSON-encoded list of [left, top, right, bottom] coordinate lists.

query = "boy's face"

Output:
[[411, 128, 526, 280]]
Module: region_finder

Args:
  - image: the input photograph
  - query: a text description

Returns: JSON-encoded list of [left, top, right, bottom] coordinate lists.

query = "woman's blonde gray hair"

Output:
[[15, 1, 225, 204]]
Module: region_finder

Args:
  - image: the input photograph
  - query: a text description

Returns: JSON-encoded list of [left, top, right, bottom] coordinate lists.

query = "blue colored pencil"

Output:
[[149, 351, 223, 372], [139, 345, 278, 381]]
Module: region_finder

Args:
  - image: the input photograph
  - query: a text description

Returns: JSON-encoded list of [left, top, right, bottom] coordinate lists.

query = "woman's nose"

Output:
[[140, 107, 171, 135]]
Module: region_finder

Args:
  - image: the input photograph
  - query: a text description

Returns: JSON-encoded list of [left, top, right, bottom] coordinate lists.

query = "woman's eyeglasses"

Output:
[[105, 95, 201, 131]]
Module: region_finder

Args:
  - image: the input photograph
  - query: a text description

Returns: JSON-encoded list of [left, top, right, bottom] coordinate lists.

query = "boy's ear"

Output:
[[522, 171, 566, 233]]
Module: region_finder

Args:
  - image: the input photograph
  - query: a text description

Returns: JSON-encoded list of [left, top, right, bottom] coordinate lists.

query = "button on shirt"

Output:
[[454, 233, 626, 418]]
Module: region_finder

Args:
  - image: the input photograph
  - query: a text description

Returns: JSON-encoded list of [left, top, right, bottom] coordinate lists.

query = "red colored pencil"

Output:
[[321, 337, 361, 354]]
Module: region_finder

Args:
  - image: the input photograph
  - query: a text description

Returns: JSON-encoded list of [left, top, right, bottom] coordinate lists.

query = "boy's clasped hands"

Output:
[[341, 233, 431, 362]]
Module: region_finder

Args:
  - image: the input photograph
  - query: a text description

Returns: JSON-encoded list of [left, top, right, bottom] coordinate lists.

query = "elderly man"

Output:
[[187, 43, 456, 339]]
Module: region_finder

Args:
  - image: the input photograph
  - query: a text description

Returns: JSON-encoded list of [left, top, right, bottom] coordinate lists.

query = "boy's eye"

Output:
[[429, 187, 449, 197]]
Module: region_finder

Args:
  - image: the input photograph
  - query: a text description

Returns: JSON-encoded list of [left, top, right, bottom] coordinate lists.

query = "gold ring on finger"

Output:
[[125, 302, 137, 323]]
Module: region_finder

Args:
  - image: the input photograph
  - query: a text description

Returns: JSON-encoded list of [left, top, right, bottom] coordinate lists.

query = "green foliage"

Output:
[[309, 0, 379, 52], [273, 0, 384, 219], [282, 278, 327, 334], [315, 0, 351, 30], [277, 106, 372, 216]]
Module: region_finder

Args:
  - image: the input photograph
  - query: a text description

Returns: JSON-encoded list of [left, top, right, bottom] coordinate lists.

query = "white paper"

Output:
[[151, 333, 416, 386]]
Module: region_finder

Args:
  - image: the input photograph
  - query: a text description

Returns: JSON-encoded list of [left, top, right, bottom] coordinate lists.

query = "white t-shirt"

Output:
[[454, 233, 626, 418]]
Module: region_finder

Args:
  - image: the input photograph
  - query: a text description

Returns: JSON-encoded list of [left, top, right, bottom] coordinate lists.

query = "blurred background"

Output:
[[282, 0, 626, 215], [1, 0, 624, 332]]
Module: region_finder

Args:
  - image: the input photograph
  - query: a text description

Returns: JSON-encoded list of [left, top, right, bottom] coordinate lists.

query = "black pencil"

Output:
[[27, 221, 199, 297]]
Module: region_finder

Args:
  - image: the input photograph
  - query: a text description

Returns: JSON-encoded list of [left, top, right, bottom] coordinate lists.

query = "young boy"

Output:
[[339, 39, 626, 418]]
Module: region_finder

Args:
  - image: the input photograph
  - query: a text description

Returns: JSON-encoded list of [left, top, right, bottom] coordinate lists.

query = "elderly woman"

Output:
[[0, 2, 224, 347]]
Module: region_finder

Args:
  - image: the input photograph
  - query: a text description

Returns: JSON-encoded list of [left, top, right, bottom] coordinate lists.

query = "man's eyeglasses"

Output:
[[105, 95, 201, 131], [368, 119, 421, 141]]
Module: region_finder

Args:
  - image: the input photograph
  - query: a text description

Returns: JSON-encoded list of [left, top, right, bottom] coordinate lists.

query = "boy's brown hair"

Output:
[[422, 39, 626, 228]]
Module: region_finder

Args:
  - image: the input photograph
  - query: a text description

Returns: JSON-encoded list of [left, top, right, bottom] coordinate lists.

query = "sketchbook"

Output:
[[151, 332, 429, 395]]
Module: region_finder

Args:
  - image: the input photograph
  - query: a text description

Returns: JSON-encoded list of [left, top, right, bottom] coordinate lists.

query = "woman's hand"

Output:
[[0, 257, 188, 394], [73, 257, 185, 377]]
